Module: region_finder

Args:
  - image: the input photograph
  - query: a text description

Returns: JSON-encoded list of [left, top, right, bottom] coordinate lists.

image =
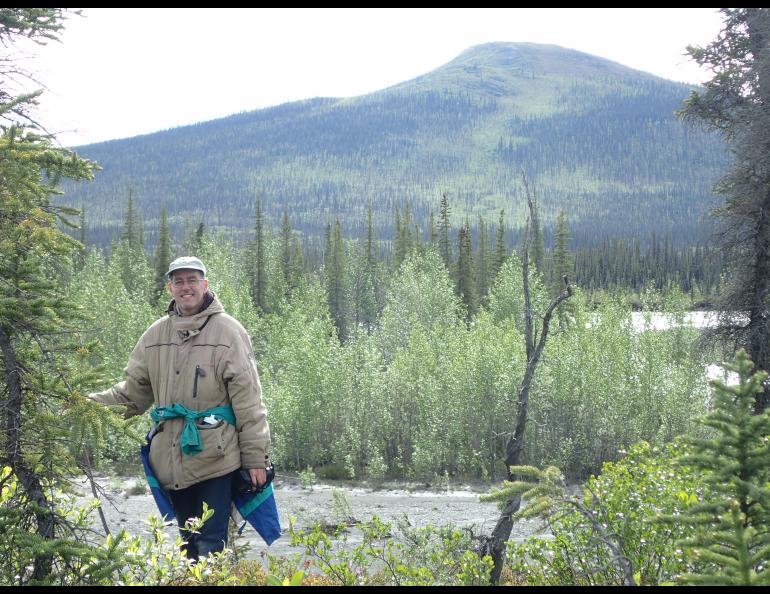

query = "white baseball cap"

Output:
[[166, 256, 206, 278]]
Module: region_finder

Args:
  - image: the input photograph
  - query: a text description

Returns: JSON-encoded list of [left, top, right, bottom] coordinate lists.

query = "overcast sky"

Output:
[[18, 8, 724, 147]]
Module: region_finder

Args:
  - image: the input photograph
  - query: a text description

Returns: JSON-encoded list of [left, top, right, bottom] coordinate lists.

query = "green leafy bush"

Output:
[[505, 441, 701, 585], [283, 515, 492, 586], [299, 466, 317, 490]]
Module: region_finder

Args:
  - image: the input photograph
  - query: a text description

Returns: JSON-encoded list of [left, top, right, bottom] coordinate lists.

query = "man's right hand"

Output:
[[248, 467, 266, 489]]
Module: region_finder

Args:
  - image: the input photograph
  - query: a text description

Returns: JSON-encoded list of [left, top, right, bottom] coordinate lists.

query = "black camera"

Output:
[[233, 464, 275, 496]]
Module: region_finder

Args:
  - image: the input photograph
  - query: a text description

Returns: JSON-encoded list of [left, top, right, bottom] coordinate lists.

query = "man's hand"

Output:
[[249, 467, 266, 489]]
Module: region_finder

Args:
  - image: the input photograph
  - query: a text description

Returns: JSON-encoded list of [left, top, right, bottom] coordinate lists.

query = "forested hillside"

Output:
[[62, 42, 726, 250]]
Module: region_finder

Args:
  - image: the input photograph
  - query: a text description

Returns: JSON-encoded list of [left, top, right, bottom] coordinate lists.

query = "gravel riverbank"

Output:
[[74, 473, 545, 562]]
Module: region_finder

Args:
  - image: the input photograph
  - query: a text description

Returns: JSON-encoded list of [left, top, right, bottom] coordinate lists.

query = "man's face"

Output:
[[168, 269, 208, 316]]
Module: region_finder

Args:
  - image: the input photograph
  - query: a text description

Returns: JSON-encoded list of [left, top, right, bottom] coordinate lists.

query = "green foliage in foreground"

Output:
[[1, 464, 492, 586], [503, 441, 702, 586], [663, 349, 770, 586], [6, 354, 770, 588], [282, 515, 492, 586], [496, 350, 770, 586]]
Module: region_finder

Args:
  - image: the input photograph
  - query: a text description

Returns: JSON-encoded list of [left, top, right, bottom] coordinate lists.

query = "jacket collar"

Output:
[[167, 291, 223, 341]]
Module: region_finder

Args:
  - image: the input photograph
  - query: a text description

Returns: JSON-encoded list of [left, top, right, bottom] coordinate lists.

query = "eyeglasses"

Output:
[[171, 277, 203, 288]]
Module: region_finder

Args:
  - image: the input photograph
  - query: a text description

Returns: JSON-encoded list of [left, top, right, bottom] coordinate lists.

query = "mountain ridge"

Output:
[[63, 42, 725, 249]]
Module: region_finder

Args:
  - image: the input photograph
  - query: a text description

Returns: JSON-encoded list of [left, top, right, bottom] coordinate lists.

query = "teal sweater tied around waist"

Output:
[[150, 403, 236, 456]]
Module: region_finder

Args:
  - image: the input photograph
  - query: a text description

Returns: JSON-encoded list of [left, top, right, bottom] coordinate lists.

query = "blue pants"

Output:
[[168, 471, 235, 560]]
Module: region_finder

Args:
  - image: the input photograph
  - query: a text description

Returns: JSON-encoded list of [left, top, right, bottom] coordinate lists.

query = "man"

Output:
[[90, 256, 271, 560]]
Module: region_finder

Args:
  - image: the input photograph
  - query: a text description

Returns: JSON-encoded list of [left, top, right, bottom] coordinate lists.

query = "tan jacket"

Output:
[[91, 293, 270, 490]]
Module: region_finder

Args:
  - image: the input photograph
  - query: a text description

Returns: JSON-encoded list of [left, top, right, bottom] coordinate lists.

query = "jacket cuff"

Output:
[[241, 447, 270, 469]]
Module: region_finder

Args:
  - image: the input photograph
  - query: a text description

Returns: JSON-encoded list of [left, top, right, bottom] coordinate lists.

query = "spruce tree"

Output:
[[492, 209, 507, 282], [290, 235, 305, 291], [550, 210, 574, 325], [116, 192, 151, 301], [152, 206, 171, 304], [366, 203, 375, 269], [359, 204, 378, 333], [280, 210, 292, 294], [78, 205, 87, 246], [412, 216, 422, 255], [393, 202, 416, 269], [182, 221, 205, 255], [323, 222, 332, 268], [428, 210, 436, 245], [393, 207, 405, 270], [456, 222, 477, 321], [325, 219, 347, 341], [669, 350, 770, 585], [194, 222, 205, 254], [550, 210, 572, 294], [438, 192, 452, 270], [476, 215, 490, 308], [527, 190, 545, 274], [77, 205, 87, 269], [680, 8, 770, 413], [121, 188, 141, 251], [0, 9, 131, 583], [136, 208, 145, 252], [250, 196, 268, 312]]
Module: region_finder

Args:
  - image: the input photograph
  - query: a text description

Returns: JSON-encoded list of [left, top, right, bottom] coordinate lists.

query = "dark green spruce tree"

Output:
[[325, 218, 347, 341], [456, 222, 477, 321], [428, 210, 437, 245], [492, 209, 507, 283], [680, 8, 770, 413], [0, 8, 135, 584], [550, 210, 572, 294], [76, 205, 87, 269], [188, 222, 205, 255], [181, 220, 204, 255], [476, 215, 490, 308], [121, 188, 142, 251], [289, 234, 306, 292], [438, 192, 452, 270], [526, 189, 545, 275], [280, 210, 293, 295], [394, 202, 416, 270], [152, 206, 171, 304], [354, 204, 379, 334], [114, 195, 151, 303], [393, 207, 405, 270], [665, 350, 770, 585], [250, 196, 268, 313], [550, 210, 574, 326]]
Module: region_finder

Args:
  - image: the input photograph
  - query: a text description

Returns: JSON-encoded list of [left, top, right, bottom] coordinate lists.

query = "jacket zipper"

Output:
[[193, 365, 201, 398]]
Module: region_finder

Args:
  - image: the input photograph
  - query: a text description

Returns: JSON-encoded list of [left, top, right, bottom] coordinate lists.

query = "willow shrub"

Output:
[[528, 289, 708, 479], [506, 441, 702, 586]]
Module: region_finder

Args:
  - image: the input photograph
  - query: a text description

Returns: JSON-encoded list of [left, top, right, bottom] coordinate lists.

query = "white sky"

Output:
[[17, 8, 724, 147]]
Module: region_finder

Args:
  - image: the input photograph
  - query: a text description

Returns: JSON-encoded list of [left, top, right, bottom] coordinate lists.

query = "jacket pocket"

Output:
[[191, 364, 222, 404], [196, 418, 225, 430], [148, 423, 175, 488], [185, 422, 239, 482]]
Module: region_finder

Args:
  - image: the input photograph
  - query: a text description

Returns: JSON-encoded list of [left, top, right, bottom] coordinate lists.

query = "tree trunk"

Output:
[[478, 176, 572, 584], [748, 188, 770, 414], [746, 12, 770, 413], [479, 289, 570, 582], [0, 325, 55, 580]]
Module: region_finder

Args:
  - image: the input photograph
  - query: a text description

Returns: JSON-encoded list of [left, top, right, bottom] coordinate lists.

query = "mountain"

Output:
[[62, 42, 727, 249]]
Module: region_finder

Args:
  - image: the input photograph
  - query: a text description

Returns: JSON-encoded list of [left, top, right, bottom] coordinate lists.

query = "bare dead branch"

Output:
[[480, 174, 574, 584]]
